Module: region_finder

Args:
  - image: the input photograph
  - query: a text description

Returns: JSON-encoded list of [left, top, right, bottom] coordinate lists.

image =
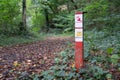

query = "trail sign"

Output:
[[75, 12, 84, 70], [75, 12, 83, 28]]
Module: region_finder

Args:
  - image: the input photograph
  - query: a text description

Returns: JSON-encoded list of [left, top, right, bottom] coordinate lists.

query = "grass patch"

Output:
[[45, 32, 74, 38], [0, 32, 73, 47], [0, 34, 43, 47]]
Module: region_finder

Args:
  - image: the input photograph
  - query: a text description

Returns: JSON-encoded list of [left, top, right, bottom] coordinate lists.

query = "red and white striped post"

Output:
[[75, 12, 84, 70]]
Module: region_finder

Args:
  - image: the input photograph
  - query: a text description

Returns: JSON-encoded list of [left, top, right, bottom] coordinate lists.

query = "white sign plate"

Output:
[[75, 14, 83, 28], [75, 29, 83, 42]]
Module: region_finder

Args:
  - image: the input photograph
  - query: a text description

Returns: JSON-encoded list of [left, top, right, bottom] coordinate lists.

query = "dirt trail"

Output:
[[0, 36, 74, 79]]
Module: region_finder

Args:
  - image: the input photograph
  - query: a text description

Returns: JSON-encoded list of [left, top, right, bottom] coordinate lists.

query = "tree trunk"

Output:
[[44, 8, 49, 32], [22, 0, 26, 31], [70, 0, 78, 9], [67, 2, 70, 13]]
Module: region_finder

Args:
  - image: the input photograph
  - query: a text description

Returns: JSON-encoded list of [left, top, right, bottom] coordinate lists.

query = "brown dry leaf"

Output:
[[27, 60, 31, 63], [0, 66, 4, 68], [44, 56, 47, 60], [0, 74, 3, 78], [107, 79, 112, 80], [0, 36, 74, 79], [71, 62, 75, 68]]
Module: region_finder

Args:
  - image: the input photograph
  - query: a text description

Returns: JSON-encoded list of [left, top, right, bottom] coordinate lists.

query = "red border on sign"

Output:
[[75, 12, 83, 14]]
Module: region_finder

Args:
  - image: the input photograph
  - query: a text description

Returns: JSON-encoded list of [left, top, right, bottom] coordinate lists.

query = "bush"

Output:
[[40, 29, 120, 80], [40, 48, 110, 80], [52, 12, 74, 33]]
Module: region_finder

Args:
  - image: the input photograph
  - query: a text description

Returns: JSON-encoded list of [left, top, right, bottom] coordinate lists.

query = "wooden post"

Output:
[[75, 12, 84, 70]]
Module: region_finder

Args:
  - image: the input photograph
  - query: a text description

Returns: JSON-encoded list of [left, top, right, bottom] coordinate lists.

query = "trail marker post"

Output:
[[75, 12, 85, 70]]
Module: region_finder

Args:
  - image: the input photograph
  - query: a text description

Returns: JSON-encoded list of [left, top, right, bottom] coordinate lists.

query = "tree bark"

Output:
[[22, 0, 26, 31], [44, 8, 49, 32], [67, 2, 70, 13], [70, 0, 78, 9]]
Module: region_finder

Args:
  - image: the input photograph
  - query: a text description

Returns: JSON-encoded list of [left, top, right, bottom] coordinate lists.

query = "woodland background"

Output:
[[0, 0, 120, 80]]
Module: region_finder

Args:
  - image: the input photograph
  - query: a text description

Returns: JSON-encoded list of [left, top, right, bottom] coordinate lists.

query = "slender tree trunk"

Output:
[[70, 0, 78, 9], [67, 2, 70, 13], [35, 8, 38, 27], [22, 0, 26, 31], [44, 8, 49, 32], [48, 5, 56, 14]]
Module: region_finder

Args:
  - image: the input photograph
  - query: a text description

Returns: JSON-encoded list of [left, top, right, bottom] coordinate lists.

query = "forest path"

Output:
[[0, 36, 74, 79]]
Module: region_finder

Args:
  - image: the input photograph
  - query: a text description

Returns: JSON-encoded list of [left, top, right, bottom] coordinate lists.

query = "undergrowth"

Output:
[[0, 33, 44, 46], [0, 32, 73, 47], [16, 29, 120, 80], [43, 29, 119, 80], [40, 29, 120, 80]]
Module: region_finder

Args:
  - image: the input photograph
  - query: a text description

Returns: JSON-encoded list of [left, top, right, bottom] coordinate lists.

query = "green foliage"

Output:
[[106, 73, 112, 79], [0, 0, 21, 35], [52, 12, 74, 33], [17, 72, 32, 80], [40, 48, 109, 80], [0, 33, 72, 46], [0, 33, 45, 46], [13, 27, 120, 80], [40, 29, 119, 80], [84, 29, 120, 54], [79, 65, 108, 80], [111, 54, 120, 64], [84, 1, 108, 19], [84, 0, 109, 29], [31, 13, 45, 32], [0, 0, 120, 35], [84, 29, 120, 73], [49, 0, 120, 32], [107, 47, 114, 54]]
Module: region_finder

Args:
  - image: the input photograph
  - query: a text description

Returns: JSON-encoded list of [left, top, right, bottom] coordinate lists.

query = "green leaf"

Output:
[[54, 58, 61, 64], [111, 54, 119, 59], [111, 54, 120, 64], [107, 48, 114, 54], [106, 74, 112, 79], [33, 75, 39, 80]]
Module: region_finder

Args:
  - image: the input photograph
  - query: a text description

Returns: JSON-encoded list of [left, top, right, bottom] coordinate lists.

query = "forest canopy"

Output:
[[0, 0, 120, 35]]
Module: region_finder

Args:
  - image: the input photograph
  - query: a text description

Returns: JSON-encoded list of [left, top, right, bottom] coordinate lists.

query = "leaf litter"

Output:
[[0, 36, 74, 79]]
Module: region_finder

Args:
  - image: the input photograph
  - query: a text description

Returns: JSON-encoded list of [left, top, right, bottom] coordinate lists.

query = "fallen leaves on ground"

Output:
[[0, 36, 74, 79]]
